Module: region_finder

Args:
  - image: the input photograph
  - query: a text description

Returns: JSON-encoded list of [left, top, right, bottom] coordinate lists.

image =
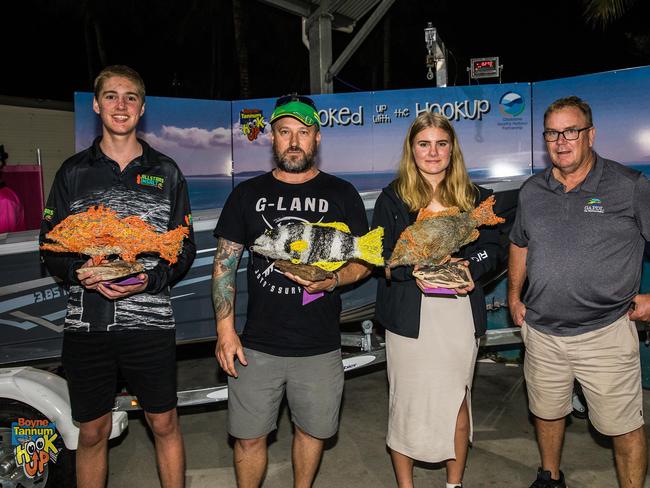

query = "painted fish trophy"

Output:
[[40, 205, 190, 281], [388, 195, 504, 293], [251, 221, 384, 282]]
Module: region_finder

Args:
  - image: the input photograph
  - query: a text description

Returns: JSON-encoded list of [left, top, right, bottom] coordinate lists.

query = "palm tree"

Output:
[[582, 0, 650, 63], [582, 0, 637, 28]]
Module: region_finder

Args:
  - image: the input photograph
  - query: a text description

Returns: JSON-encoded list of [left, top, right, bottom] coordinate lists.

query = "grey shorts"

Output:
[[227, 348, 344, 440]]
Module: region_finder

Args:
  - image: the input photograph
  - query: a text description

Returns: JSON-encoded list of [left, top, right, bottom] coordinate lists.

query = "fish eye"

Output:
[[36, 438, 45, 450], [26, 441, 36, 454]]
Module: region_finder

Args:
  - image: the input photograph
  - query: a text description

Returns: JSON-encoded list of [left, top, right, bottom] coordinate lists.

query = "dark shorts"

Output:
[[62, 329, 178, 423]]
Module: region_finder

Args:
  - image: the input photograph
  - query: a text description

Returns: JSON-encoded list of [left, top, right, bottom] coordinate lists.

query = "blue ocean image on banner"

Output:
[[531, 66, 650, 172]]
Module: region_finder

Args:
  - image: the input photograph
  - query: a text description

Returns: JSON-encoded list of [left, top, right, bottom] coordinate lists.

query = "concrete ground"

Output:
[[106, 357, 650, 488]]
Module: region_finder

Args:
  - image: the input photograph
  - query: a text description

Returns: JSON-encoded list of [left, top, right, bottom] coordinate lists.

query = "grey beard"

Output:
[[273, 145, 318, 174]]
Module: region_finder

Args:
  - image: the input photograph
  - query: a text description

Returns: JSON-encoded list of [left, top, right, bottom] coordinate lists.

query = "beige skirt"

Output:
[[386, 294, 478, 463]]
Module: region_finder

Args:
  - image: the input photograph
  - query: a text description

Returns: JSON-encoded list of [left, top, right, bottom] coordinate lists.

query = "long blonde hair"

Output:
[[395, 111, 477, 212]]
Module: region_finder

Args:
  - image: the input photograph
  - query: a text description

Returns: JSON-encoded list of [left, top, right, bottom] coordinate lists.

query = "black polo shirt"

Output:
[[40, 137, 196, 332], [510, 153, 650, 335]]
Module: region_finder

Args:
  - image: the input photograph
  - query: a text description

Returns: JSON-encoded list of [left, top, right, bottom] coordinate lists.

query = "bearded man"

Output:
[[211, 94, 371, 488]]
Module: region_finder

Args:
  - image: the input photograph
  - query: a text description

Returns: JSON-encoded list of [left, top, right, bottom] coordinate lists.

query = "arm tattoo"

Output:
[[212, 238, 244, 321]]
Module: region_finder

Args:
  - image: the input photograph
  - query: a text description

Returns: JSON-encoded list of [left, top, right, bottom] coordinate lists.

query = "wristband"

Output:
[[326, 271, 339, 292]]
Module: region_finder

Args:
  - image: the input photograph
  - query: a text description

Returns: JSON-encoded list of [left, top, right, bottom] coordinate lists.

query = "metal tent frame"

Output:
[[258, 0, 396, 93]]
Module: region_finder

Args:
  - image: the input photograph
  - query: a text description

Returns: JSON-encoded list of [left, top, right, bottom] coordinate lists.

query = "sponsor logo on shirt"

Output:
[[184, 213, 192, 226], [137, 174, 165, 189], [584, 197, 604, 214], [42, 207, 55, 221], [471, 250, 488, 262]]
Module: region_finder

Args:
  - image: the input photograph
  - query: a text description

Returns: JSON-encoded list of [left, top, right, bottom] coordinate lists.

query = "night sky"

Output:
[[2, 0, 649, 103]]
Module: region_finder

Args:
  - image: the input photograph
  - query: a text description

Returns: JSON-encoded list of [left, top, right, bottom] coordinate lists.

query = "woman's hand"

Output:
[[449, 258, 474, 295], [414, 260, 474, 295]]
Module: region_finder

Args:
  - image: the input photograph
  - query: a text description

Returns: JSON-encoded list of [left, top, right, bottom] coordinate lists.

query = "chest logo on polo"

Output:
[[584, 197, 604, 214], [136, 174, 165, 190], [42, 207, 55, 221]]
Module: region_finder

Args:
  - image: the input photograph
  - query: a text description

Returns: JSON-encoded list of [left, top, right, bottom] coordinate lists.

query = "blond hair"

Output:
[[94, 65, 146, 100], [395, 111, 477, 212]]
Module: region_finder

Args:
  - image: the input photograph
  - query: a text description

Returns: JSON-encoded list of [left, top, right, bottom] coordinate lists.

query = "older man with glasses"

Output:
[[508, 95, 650, 488], [212, 94, 372, 488]]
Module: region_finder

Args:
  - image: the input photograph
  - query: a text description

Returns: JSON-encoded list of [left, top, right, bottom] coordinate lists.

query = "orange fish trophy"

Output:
[[40, 205, 189, 281]]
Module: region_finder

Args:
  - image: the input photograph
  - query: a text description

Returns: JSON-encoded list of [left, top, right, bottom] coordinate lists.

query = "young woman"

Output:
[[372, 112, 502, 488]]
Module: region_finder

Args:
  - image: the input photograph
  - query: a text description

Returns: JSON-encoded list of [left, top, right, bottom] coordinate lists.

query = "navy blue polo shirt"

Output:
[[510, 153, 650, 335]]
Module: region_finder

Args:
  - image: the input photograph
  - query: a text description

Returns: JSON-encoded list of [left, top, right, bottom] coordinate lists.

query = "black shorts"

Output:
[[62, 329, 178, 422]]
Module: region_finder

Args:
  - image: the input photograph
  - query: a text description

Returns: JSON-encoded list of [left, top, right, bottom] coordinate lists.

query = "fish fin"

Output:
[[417, 207, 460, 221], [311, 221, 351, 233], [356, 226, 385, 266], [290, 257, 301, 264], [470, 195, 505, 226], [313, 261, 345, 271], [289, 240, 309, 252]]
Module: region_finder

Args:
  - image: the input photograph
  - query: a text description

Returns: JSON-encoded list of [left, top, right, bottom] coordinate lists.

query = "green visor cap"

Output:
[[270, 101, 321, 127]]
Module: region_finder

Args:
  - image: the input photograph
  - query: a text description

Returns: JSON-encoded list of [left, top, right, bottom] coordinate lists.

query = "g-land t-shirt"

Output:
[[214, 171, 368, 356]]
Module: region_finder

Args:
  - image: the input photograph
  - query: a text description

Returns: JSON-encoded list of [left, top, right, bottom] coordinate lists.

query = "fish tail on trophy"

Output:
[[356, 227, 384, 266], [471, 195, 505, 226], [157, 225, 190, 264]]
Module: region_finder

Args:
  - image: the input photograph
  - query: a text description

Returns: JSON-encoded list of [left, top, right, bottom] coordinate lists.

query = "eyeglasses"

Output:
[[274, 93, 317, 110], [542, 126, 592, 142]]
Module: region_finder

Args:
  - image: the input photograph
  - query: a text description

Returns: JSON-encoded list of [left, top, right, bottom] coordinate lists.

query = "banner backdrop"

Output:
[[76, 84, 532, 211], [232, 84, 532, 193], [75, 68, 650, 210]]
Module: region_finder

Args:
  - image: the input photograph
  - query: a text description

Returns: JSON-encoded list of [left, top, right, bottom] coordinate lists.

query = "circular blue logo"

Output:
[[499, 92, 525, 117]]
